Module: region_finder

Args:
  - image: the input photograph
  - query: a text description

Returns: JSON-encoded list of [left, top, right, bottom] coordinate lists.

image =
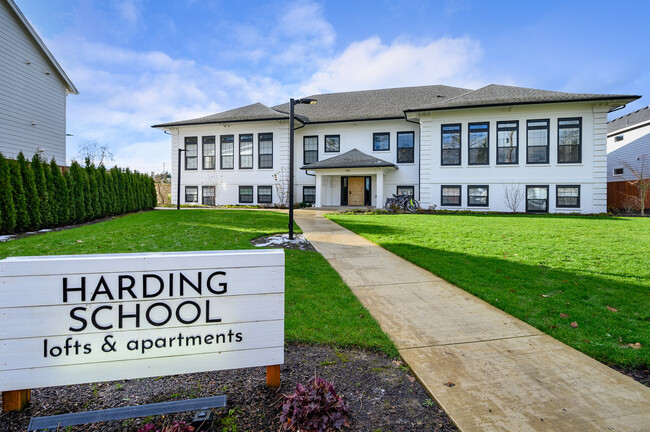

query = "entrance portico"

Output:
[[300, 149, 398, 208]]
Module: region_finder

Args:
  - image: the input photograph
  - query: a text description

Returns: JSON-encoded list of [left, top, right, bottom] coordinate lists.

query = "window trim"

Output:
[[202, 136, 216, 170], [468, 122, 490, 165], [496, 121, 519, 165], [184, 185, 198, 203], [441, 123, 462, 166], [239, 134, 254, 170], [526, 185, 549, 213], [324, 134, 340, 153], [556, 185, 581, 209], [614, 135, 624, 142], [397, 185, 414, 196], [257, 185, 273, 204], [238, 185, 254, 204], [526, 119, 550, 164], [303, 186, 316, 204], [397, 131, 415, 163], [613, 167, 624, 176], [220, 135, 234, 170], [441, 185, 462, 207], [303, 135, 318, 165], [258, 133, 273, 169], [373, 132, 390, 152], [201, 185, 215, 206], [557, 117, 582, 164], [184, 137, 198, 171], [468, 185, 489, 207]]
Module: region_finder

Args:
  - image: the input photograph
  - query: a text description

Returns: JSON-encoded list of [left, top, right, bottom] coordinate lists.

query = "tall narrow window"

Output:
[[558, 118, 581, 163], [184, 137, 198, 170], [468, 185, 489, 207], [239, 186, 253, 203], [468, 122, 489, 165], [556, 185, 580, 208], [303, 186, 316, 204], [441, 124, 461, 165], [258, 133, 273, 169], [527, 119, 549, 164], [304, 136, 318, 164], [202, 136, 215, 170], [325, 135, 340, 153], [526, 185, 549, 212], [202, 186, 215, 205], [441, 185, 461, 206], [239, 134, 253, 169], [185, 186, 198, 203], [257, 185, 272, 204], [497, 121, 518, 164], [220, 135, 234, 169], [397, 132, 415, 163], [373, 132, 390, 151]]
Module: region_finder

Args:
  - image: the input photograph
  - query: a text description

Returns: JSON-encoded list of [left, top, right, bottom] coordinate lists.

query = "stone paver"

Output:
[[293, 209, 650, 432]]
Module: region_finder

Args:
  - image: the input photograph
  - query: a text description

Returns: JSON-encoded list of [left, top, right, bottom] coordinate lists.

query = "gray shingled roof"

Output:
[[272, 85, 470, 123], [405, 84, 640, 112], [152, 102, 288, 127], [608, 105, 650, 134], [300, 149, 398, 170]]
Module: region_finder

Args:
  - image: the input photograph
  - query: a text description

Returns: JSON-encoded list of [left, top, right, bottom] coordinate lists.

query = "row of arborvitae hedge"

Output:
[[0, 151, 157, 235]]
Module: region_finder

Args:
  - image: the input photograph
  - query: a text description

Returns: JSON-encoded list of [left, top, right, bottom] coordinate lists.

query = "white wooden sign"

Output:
[[0, 249, 284, 392]]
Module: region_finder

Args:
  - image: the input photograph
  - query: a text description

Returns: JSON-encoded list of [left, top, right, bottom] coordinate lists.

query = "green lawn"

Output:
[[327, 213, 649, 368], [0, 210, 397, 356]]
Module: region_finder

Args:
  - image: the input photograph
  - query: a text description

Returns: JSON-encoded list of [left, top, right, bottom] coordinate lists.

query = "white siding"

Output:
[[607, 123, 650, 183], [0, 0, 68, 163]]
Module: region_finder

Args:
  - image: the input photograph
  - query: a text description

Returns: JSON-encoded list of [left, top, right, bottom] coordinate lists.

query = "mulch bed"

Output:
[[0, 344, 456, 432]]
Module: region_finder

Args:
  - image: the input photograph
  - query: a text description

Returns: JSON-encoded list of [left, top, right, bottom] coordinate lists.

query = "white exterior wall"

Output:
[[418, 102, 609, 213], [607, 123, 650, 183], [0, 0, 68, 163]]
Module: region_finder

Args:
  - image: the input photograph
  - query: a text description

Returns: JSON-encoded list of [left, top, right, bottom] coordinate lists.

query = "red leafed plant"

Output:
[[280, 376, 350, 431], [137, 421, 194, 432]]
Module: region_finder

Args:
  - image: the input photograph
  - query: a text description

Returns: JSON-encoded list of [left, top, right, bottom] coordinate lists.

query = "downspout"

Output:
[[404, 112, 421, 201]]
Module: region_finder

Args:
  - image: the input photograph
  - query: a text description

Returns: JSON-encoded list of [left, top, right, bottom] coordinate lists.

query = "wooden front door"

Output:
[[348, 177, 365, 205]]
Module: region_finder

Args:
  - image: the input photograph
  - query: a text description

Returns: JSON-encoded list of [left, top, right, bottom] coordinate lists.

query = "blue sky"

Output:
[[16, 0, 650, 173]]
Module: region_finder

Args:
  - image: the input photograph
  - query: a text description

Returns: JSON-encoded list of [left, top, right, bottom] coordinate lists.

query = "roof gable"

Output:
[[300, 148, 397, 170]]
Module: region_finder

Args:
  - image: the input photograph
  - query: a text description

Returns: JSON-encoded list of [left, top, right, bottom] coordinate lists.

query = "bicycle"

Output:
[[384, 193, 420, 213]]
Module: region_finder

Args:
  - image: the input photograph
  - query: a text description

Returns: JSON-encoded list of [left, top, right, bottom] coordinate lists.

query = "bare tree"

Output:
[[77, 140, 114, 166], [503, 183, 525, 212], [621, 154, 649, 216], [273, 167, 289, 208]]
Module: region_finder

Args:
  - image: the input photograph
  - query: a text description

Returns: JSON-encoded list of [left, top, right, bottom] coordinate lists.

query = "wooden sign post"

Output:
[[0, 250, 285, 412]]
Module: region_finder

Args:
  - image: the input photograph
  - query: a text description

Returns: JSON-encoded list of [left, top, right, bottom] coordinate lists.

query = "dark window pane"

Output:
[[497, 122, 518, 164], [442, 148, 460, 165], [185, 138, 198, 170], [468, 186, 488, 206], [468, 123, 489, 165], [202, 136, 215, 170], [558, 118, 581, 163], [526, 186, 548, 212], [304, 136, 318, 164], [258, 186, 272, 203], [220, 136, 234, 169], [303, 186, 315, 204], [557, 186, 579, 208], [325, 135, 340, 152], [373, 133, 390, 151], [397, 132, 414, 163], [239, 186, 253, 203], [185, 186, 198, 203], [202, 186, 215, 205], [441, 186, 461, 206], [239, 134, 253, 169], [259, 133, 273, 169]]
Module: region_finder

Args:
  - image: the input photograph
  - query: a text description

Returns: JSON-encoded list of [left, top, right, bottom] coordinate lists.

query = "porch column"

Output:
[[315, 172, 322, 207], [376, 170, 384, 208]]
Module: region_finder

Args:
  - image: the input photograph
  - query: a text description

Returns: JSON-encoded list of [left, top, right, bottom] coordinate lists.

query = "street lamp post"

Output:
[[288, 98, 316, 239], [177, 147, 186, 210]]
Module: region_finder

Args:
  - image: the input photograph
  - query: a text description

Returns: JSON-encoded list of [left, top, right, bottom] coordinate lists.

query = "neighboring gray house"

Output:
[[0, 0, 78, 164]]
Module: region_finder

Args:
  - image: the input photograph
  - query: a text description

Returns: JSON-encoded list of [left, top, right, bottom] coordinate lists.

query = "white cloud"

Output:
[[299, 36, 486, 95]]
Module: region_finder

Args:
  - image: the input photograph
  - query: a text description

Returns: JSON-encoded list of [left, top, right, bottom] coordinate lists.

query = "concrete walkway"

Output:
[[293, 209, 650, 432]]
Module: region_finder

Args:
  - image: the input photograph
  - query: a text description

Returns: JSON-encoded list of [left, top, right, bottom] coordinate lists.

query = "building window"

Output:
[[202, 186, 215, 206], [556, 185, 580, 208], [185, 186, 198, 203], [258, 133, 273, 169], [558, 118, 581, 163], [220, 135, 234, 169], [303, 186, 315, 204], [526, 185, 549, 212], [239, 134, 253, 169], [441, 124, 461, 166], [304, 136, 318, 164], [468, 185, 489, 207], [497, 121, 518, 164], [397, 185, 414, 196], [526, 119, 549, 164], [258, 185, 272, 204], [239, 186, 253, 203], [202, 136, 215, 170], [441, 185, 461, 206], [614, 135, 624, 142], [184, 137, 198, 170], [373, 132, 390, 151], [397, 132, 415, 163], [468, 122, 489, 165], [613, 167, 624, 176], [325, 135, 340, 153]]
